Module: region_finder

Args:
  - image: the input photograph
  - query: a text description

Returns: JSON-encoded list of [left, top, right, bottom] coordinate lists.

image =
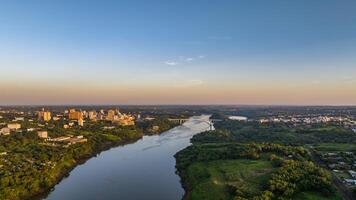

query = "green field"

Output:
[[185, 158, 343, 200], [186, 159, 274, 200], [176, 142, 344, 200], [294, 191, 342, 200], [313, 143, 356, 152]]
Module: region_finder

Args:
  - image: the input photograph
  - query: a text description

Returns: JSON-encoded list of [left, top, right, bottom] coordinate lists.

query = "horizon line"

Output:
[[1, 104, 356, 107]]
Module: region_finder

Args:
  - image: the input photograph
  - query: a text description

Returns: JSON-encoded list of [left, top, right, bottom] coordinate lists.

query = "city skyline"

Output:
[[1, 0, 356, 105]]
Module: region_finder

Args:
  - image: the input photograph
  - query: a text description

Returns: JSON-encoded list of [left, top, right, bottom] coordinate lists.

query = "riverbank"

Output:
[[40, 115, 211, 200], [29, 134, 143, 200], [0, 120, 180, 200], [175, 142, 342, 200], [174, 119, 348, 200], [31, 136, 142, 200], [31, 123, 180, 200]]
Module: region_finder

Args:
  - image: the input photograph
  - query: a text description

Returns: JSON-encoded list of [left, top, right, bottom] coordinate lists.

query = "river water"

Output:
[[43, 115, 212, 200]]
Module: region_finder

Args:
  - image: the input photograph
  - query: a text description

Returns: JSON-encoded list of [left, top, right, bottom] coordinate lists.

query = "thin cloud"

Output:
[[164, 55, 205, 66], [164, 61, 178, 66], [185, 57, 194, 62]]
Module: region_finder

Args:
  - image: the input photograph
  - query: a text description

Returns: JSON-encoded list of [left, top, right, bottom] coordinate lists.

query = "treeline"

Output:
[[175, 143, 309, 170], [136, 118, 179, 135], [0, 126, 143, 200], [192, 120, 356, 145], [234, 160, 333, 200]]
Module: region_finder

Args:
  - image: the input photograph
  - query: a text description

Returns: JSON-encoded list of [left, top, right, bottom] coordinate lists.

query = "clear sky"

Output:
[[1, 0, 356, 105]]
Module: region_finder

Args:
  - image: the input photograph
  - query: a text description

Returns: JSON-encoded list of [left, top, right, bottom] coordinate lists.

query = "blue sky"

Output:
[[1, 0, 356, 105]]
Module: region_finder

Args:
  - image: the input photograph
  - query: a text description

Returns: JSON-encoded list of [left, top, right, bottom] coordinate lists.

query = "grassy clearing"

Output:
[[313, 143, 356, 152], [294, 191, 342, 200], [186, 159, 274, 200]]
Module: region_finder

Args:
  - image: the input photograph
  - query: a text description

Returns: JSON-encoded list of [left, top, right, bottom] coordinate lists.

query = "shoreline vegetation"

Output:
[[0, 118, 179, 200], [175, 143, 341, 200], [32, 136, 141, 200], [175, 119, 355, 200]]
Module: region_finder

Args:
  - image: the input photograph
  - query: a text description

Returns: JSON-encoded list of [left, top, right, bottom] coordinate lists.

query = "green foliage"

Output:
[[192, 120, 356, 145], [176, 143, 339, 200], [186, 159, 274, 200], [313, 143, 356, 152], [0, 124, 143, 200], [264, 160, 332, 199], [136, 118, 178, 135]]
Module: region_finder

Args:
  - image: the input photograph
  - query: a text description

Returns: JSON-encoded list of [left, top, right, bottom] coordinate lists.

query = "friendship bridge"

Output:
[[168, 118, 222, 130]]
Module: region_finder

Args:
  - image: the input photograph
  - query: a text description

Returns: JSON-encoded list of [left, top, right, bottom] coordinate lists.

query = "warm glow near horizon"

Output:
[[1, 1, 356, 105], [1, 79, 355, 105]]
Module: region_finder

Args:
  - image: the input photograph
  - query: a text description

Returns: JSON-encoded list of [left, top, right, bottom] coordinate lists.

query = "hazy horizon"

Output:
[[1, 0, 356, 105], [1, 103, 356, 107]]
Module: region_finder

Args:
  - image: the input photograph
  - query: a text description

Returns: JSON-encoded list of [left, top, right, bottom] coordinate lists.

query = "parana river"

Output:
[[43, 115, 212, 200]]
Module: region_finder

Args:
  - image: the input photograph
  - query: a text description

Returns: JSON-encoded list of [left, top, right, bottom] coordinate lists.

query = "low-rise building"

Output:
[[37, 131, 48, 138], [7, 123, 21, 130], [52, 116, 61, 121], [259, 119, 269, 123], [344, 179, 356, 185], [47, 135, 87, 147], [49, 136, 71, 142], [103, 126, 115, 130], [78, 119, 84, 126], [152, 125, 160, 131], [67, 136, 87, 145], [0, 127, 10, 135], [14, 117, 25, 121], [349, 170, 356, 178]]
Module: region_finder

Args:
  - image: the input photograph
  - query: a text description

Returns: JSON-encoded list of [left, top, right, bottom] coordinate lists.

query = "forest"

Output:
[[175, 143, 341, 200], [192, 120, 356, 145], [0, 118, 178, 200], [175, 119, 355, 200]]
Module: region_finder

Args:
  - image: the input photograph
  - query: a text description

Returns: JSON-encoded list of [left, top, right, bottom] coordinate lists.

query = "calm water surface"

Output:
[[43, 115, 212, 200]]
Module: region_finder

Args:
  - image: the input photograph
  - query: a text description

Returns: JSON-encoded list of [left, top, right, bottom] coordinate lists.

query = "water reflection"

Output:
[[44, 115, 212, 200]]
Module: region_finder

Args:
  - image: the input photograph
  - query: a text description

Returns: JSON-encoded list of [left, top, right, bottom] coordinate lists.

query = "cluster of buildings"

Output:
[[344, 170, 356, 186], [321, 152, 356, 186], [0, 108, 135, 146], [226, 114, 356, 133], [259, 115, 351, 124], [36, 130, 87, 147], [86, 109, 135, 126], [258, 114, 356, 127], [45, 135, 88, 148], [228, 116, 248, 121], [0, 123, 21, 135], [36, 108, 135, 127]]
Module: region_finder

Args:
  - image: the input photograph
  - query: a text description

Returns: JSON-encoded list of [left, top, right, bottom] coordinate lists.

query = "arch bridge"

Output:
[[168, 118, 221, 131]]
